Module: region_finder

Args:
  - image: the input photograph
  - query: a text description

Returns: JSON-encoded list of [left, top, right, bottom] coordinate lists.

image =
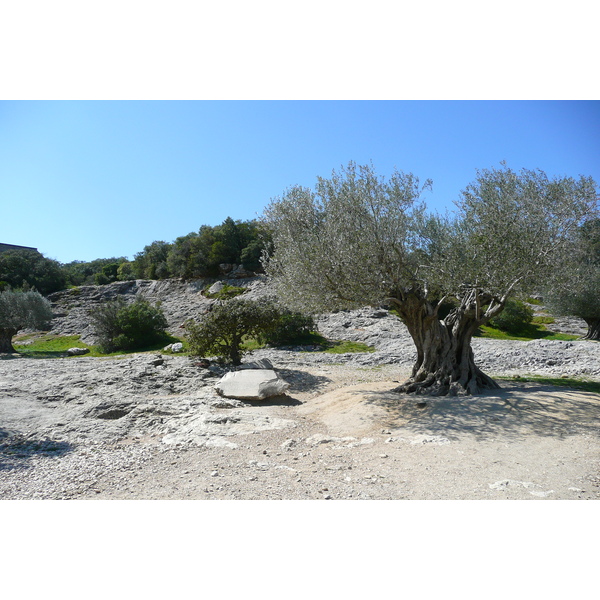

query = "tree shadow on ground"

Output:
[[276, 367, 332, 395], [357, 381, 600, 442], [10, 350, 69, 359], [0, 428, 75, 472]]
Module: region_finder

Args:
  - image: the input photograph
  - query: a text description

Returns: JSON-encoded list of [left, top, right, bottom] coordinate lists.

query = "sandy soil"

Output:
[[2, 355, 598, 501]]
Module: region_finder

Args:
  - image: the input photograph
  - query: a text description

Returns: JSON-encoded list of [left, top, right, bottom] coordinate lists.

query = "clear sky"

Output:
[[1, 100, 598, 264]]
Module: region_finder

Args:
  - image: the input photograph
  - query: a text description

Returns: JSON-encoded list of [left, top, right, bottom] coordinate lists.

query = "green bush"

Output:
[[94, 272, 110, 286], [489, 298, 534, 334], [259, 309, 316, 346], [0, 289, 54, 353], [186, 299, 280, 365], [91, 297, 168, 353]]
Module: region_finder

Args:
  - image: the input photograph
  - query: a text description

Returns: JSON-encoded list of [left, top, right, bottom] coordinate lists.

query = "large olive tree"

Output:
[[263, 162, 597, 396], [544, 218, 600, 340], [0, 290, 54, 353]]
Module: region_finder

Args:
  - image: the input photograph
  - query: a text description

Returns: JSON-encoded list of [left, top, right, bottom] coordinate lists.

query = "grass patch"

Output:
[[205, 284, 246, 300], [240, 337, 264, 352], [475, 323, 579, 342], [532, 315, 555, 325], [499, 375, 600, 395], [13, 334, 92, 358], [322, 340, 375, 354], [525, 297, 543, 305], [13, 332, 183, 358]]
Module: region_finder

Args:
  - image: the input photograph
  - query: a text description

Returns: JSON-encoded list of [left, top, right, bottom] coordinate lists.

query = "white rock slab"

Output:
[[215, 369, 290, 400], [66, 347, 90, 356]]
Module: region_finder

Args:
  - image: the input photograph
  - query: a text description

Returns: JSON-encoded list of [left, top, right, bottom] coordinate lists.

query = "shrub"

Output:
[[259, 309, 316, 346], [489, 298, 534, 334], [94, 272, 110, 285], [0, 290, 54, 353], [186, 299, 280, 365], [91, 297, 168, 353]]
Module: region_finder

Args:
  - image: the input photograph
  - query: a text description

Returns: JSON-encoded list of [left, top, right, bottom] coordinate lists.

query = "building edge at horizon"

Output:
[[0, 243, 38, 254]]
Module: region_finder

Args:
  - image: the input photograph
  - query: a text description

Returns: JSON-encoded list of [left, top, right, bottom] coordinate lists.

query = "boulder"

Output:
[[238, 358, 274, 370], [229, 265, 255, 279], [66, 347, 90, 356], [207, 282, 225, 296], [164, 342, 184, 353], [215, 369, 290, 400]]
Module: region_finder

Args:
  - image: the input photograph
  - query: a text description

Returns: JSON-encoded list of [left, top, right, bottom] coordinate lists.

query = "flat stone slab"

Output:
[[66, 347, 90, 356], [215, 369, 290, 400]]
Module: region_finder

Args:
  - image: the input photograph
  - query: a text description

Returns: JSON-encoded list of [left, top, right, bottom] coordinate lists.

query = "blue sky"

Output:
[[1, 100, 598, 264]]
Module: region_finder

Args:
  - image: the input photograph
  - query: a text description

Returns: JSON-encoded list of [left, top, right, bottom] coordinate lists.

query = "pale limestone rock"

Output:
[[238, 358, 274, 370], [215, 369, 290, 400], [66, 347, 90, 356]]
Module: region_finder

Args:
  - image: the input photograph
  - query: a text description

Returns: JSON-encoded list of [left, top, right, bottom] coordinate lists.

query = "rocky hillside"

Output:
[[44, 276, 600, 380], [47, 276, 589, 345], [47, 277, 275, 344]]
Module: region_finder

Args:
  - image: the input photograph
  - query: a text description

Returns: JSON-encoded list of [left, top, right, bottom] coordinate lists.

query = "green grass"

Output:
[[532, 315, 555, 325], [13, 334, 92, 358], [241, 337, 264, 352], [12, 332, 183, 358], [322, 340, 375, 354], [499, 375, 600, 395], [205, 284, 246, 300], [475, 323, 579, 342]]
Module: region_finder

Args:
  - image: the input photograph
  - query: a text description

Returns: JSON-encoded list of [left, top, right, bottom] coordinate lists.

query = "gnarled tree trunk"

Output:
[[0, 328, 17, 353], [392, 293, 500, 396], [582, 318, 600, 341]]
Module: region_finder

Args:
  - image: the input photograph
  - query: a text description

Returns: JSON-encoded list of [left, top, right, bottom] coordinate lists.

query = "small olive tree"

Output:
[[544, 218, 600, 340], [264, 161, 598, 396], [186, 299, 280, 365], [0, 290, 54, 353]]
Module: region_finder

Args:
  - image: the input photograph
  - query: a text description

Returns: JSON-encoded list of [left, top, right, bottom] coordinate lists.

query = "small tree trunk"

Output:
[[582, 318, 600, 341], [228, 333, 243, 366], [0, 328, 17, 353], [394, 298, 500, 396]]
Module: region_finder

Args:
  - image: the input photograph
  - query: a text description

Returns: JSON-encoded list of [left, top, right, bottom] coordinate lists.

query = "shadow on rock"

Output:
[[0, 429, 75, 472], [242, 394, 303, 407]]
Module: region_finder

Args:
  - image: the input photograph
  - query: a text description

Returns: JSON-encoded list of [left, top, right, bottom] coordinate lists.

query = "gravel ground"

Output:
[[3, 300, 600, 501], [2, 331, 600, 500]]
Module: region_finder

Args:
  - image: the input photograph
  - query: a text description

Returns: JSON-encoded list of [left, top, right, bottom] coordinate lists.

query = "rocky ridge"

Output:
[[47, 277, 274, 344]]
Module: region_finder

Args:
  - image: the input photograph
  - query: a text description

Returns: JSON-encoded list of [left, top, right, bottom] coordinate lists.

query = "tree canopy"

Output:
[[0, 249, 66, 295], [264, 161, 598, 396], [544, 218, 600, 340], [132, 217, 270, 280], [0, 290, 54, 353], [62, 257, 129, 287]]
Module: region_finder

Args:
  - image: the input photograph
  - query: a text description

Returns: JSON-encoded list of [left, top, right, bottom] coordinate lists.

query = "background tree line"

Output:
[[0, 217, 270, 295]]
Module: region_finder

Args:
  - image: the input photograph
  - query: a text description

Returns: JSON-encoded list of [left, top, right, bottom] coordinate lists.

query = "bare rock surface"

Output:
[[2, 338, 600, 500], [47, 277, 270, 343], [215, 369, 290, 400], [2, 280, 599, 500]]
